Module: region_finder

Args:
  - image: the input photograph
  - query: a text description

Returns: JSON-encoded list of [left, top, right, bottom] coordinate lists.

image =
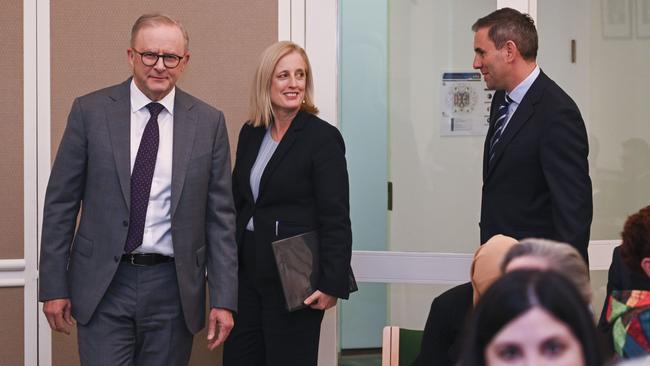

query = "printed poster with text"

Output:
[[440, 72, 492, 136]]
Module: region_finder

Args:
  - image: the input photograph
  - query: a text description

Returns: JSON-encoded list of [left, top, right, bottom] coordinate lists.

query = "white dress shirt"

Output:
[[129, 80, 174, 256], [502, 64, 540, 131]]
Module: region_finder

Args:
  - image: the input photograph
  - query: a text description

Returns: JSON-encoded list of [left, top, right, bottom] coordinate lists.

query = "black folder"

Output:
[[271, 231, 358, 312]]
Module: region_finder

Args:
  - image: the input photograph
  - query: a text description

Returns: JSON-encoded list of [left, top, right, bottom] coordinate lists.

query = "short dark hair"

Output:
[[620, 206, 650, 275], [459, 270, 602, 366], [472, 7, 538, 60]]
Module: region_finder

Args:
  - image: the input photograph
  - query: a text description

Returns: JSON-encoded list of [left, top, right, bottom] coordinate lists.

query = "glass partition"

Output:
[[339, 0, 497, 354], [538, 0, 650, 323], [339, 0, 646, 359]]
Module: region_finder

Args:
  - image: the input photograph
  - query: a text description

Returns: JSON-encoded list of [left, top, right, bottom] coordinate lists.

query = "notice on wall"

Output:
[[440, 72, 493, 136]]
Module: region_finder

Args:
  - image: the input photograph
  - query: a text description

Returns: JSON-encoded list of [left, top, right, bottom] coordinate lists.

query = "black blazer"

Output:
[[480, 70, 592, 261], [232, 111, 352, 299], [413, 282, 473, 366]]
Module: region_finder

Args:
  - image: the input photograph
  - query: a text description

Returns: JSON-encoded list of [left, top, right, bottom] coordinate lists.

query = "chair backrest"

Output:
[[382, 326, 424, 366]]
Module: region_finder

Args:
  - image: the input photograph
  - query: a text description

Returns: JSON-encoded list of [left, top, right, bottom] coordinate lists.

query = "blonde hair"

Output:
[[131, 13, 189, 52], [501, 238, 592, 304], [248, 41, 318, 127]]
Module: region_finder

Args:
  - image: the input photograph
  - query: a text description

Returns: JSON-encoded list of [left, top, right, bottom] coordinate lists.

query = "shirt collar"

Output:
[[506, 64, 540, 104], [130, 79, 175, 115]]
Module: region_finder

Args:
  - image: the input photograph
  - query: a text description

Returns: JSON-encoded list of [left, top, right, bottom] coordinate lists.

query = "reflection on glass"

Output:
[[388, 0, 497, 254], [539, 0, 650, 240]]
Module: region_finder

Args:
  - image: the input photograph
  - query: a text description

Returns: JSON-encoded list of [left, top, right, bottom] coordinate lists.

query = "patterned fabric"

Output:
[[124, 102, 164, 253], [606, 290, 650, 358], [488, 94, 512, 162]]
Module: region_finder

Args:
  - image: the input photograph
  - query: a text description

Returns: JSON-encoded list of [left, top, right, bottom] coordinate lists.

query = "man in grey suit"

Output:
[[39, 13, 237, 365]]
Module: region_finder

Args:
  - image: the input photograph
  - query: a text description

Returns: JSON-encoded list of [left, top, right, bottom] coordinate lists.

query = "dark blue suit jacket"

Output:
[[480, 71, 592, 261]]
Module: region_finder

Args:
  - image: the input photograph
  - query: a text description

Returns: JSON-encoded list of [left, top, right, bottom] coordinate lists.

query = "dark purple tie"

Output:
[[124, 102, 164, 253]]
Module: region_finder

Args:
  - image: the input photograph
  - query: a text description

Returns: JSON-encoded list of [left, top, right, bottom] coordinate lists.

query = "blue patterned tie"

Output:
[[488, 94, 512, 163], [124, 102, 164, 253]]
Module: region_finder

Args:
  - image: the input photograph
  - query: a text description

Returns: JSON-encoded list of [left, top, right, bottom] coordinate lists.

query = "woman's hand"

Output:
[[304, 290, 338, 310]]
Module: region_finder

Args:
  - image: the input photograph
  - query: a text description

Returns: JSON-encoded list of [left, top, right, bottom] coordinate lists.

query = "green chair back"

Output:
[[398, 328, 423, 365]]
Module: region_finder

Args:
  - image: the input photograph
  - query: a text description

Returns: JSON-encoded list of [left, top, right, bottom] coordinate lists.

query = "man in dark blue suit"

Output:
[[472, 8, 592, 261]]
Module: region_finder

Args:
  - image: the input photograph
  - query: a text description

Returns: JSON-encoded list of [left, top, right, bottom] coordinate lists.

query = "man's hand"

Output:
[[304, 290, 338, 310], [43, 298, 75, 334], [207, 307, 234, 350]]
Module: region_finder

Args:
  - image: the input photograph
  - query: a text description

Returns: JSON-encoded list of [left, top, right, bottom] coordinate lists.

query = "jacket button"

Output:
[[122, 220, 128, 227]]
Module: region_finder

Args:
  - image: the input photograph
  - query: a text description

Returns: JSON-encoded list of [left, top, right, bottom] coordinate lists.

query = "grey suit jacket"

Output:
[[38, 78, 237, 334]]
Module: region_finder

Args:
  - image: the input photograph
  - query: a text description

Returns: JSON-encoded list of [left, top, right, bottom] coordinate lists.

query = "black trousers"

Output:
[[223, 231, 324, 366]]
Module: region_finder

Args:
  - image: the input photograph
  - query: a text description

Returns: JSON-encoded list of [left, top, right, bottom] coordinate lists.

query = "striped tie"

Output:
[[488, 94, 512, 162]]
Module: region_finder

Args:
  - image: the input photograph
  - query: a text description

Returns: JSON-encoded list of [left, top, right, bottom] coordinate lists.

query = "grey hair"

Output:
[[131, 13, 189, 52], [501, 238, 592, 304]]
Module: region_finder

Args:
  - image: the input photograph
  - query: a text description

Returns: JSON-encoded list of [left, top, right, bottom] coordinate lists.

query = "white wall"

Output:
[[587, 1, 650, 240]]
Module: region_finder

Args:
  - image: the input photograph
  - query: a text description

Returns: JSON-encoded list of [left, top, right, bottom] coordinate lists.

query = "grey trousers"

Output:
[[77, 261, 193, 366]]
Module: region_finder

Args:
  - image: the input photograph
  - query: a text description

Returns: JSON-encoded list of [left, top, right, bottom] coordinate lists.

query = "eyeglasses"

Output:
[[132, 49, 186, 69]]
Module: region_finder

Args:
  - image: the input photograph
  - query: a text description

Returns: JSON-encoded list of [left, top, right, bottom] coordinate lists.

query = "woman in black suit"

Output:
[[222, 41, 353, 366]]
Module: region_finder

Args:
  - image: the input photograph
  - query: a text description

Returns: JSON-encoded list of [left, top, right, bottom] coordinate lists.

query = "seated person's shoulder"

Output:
[[433, 282, 473, 308]]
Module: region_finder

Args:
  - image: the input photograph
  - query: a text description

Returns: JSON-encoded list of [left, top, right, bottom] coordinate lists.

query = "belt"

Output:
[[121, 253, 174, 266]]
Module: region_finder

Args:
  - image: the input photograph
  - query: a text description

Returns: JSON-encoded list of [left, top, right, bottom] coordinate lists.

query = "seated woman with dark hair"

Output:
[[459, 270, 603, 366], [604, 205, 650, 359], [597, 246, 650, 332]]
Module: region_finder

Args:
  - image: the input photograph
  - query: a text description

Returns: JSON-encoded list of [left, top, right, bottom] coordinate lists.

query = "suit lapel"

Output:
[[170, 88, 198, 218], [241, 126, 266, 203], [258, 111, 308, 199], [105, 80, 132, 209], [483, 95, 500, 181], [485, 72, 547, 180]]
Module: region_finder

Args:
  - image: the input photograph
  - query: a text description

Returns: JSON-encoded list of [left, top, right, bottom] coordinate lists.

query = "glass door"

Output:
[[338, 0, 498, 352]]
